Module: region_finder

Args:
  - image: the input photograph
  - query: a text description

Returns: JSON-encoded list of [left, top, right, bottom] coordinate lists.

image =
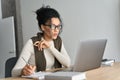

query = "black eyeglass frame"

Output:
[[43, 24, 62, 30]]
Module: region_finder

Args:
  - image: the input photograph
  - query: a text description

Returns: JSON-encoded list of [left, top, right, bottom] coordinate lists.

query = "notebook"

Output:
[[73, 39, 107, 72]]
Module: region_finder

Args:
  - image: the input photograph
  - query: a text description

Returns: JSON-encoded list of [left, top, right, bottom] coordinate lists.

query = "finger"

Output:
[[27, 65, 36, 71], [24, 65, 33, 71], [37, 40, 42, 51], [22, 68, 32, 76], [25, 68, 33, 75], [32, 65, 36, 71], [28, 65, 36, 74], [40, 40, 44, 51], [25, 71, 32, 76], [22, 65, 31, 76], [38, 40, 49, 51], [42, 40, 50, 48], [33, 41, 39, 46], [31, 65, 36, 74], [38, 42, 42, 51]]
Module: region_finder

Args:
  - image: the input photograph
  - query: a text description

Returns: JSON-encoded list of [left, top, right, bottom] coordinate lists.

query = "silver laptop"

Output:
[[73, 39, 107, 72]]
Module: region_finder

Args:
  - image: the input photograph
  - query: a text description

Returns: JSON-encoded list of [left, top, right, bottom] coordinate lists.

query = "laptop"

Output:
[[73, 39, 107, 72]]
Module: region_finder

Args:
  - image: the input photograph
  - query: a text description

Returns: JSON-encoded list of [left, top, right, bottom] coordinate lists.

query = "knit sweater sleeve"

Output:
[[11, 39, 34, 77], [47, 42, 71, 68]]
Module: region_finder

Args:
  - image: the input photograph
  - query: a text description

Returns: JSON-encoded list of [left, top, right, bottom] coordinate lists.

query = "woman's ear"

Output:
[[41, 25, 45, 31]]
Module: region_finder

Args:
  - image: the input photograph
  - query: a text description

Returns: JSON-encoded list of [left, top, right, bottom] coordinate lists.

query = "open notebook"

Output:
[[22, 70, 86, 80], [22, 71, 51, 80]]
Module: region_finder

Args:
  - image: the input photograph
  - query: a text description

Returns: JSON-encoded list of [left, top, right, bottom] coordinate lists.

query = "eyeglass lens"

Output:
[[51, 24, 62, 30]]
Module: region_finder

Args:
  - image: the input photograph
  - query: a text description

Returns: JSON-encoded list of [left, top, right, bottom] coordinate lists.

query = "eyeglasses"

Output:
[[44, 24, 62, 30]]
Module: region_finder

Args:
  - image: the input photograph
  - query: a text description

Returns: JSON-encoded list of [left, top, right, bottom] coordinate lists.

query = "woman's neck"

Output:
[[43, 34, 52, 41]]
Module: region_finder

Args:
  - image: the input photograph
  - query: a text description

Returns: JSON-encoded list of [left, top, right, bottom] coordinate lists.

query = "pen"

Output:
[[22, 57, 30, 65], [22, 57, 36, 74]]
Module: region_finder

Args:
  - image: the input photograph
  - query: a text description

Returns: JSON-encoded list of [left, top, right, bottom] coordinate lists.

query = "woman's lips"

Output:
[[53, 33, 58, 36]]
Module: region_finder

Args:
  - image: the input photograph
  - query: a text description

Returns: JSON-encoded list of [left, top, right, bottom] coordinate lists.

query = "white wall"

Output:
[[20, 0, 120, 63]]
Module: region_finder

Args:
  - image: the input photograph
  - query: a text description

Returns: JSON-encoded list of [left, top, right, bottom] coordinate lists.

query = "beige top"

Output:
[[12, 39, 71, 77]]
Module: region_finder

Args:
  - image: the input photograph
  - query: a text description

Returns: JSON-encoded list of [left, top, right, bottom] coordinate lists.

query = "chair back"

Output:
[[5, 57, 17, 77]]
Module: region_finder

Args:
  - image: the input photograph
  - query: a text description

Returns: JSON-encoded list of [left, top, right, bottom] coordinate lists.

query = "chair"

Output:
[[5, 57, 17, 77]]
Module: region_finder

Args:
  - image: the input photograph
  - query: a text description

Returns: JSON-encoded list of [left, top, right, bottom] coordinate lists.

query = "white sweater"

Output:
[[12, 39, 71, 77]]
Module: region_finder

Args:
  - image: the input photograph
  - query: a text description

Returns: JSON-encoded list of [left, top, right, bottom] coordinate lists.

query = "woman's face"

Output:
[[42, 17, 61, 41]]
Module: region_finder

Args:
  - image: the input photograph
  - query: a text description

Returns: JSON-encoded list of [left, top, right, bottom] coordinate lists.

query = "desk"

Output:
[[0, 62, 120, 80], [0, 77, 34, 80], [86, 62, 120, 80]]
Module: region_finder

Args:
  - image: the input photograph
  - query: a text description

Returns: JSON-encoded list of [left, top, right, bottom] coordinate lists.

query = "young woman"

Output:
[[12, 6, 71, 77]]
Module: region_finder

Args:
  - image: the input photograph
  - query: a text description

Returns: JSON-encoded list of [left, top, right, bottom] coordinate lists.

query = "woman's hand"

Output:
[[21, 65, 36, 76], [34, 40, 50, 51]]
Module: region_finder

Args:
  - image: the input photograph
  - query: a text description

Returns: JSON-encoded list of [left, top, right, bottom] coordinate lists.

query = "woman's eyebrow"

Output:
[[52, 24, 61, 26]]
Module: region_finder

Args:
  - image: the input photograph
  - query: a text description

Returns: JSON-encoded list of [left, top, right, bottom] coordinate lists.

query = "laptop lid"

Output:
[[73, 39, 107, 72]]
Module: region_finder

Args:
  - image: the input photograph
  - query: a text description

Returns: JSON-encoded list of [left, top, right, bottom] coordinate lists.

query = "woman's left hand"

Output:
[[34, 40, 50, 51]]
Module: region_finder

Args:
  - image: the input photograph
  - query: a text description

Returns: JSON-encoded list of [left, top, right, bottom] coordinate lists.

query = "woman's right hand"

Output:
[[21, 65, 36, 76]]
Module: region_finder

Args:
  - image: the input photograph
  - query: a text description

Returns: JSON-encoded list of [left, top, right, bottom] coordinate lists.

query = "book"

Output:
[[45, 71, 86, 80], [102, 59, 115, 66]]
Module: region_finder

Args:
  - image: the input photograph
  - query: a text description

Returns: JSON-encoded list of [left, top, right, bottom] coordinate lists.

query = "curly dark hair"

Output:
[[35, 6, 62, 30]]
